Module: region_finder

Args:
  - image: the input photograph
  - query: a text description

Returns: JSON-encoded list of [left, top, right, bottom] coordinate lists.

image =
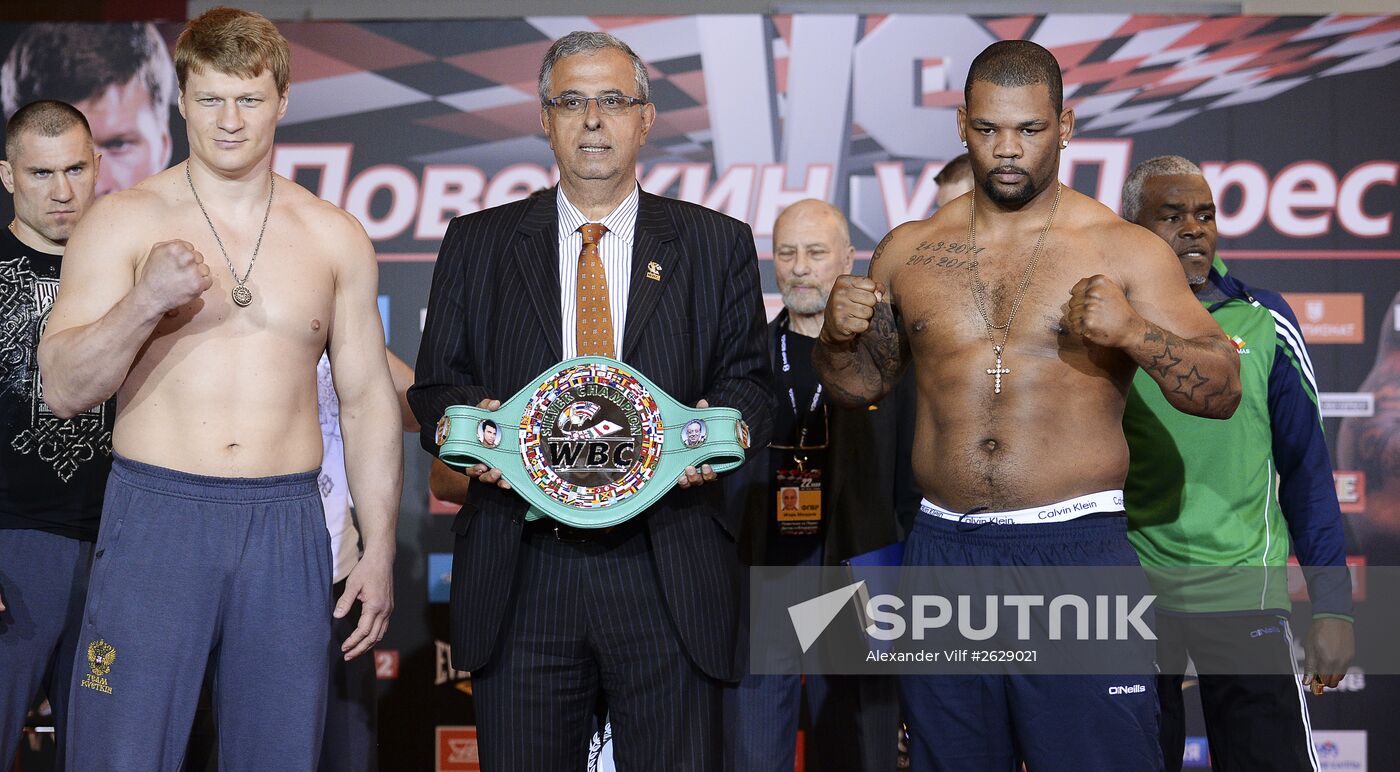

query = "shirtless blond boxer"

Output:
[[36, 9, 400, 770], [814, 40, 1241, 770]]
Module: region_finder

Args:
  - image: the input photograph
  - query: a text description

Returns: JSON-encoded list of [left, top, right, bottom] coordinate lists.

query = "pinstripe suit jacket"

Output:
[[408, 186, 773, 681]]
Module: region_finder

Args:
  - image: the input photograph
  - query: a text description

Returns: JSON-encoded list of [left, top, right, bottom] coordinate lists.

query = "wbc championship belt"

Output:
[[435, 356, 751, 529]]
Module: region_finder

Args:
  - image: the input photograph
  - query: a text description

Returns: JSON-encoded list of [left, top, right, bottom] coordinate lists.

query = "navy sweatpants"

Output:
[[0, 528, 92, 769], [66, 456, 332, 772], [899, 513, 1162, 772]]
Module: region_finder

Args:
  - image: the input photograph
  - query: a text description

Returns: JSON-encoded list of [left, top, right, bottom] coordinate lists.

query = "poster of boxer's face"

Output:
[[2, 14, 1396, 771], [1339, 294, 1400, 546]]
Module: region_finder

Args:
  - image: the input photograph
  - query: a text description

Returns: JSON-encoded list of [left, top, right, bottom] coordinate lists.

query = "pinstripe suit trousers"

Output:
[[471, 522, 723, 771]]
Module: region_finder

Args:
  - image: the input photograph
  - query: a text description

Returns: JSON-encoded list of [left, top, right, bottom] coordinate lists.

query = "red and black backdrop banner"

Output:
[[1, 14, 1396, 770]]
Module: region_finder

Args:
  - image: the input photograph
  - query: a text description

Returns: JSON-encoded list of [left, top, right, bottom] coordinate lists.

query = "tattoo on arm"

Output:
[[867, 302, 906, 380], [814, 302, 908, 406], [1135, 321, 1240, 417], [1141, 327, 1179, 377], [869, 231, 894, 266]]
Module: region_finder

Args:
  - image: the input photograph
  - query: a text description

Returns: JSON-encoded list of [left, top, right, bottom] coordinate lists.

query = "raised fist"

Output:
[[820, 275, 886, 346], [1064, 274, 1142, 349], [138, 240, 213, 314]]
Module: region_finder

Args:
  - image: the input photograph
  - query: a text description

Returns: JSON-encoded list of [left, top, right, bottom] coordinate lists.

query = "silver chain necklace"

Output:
[[967, 181, 1062, 395], [186, 161, 274, 308]]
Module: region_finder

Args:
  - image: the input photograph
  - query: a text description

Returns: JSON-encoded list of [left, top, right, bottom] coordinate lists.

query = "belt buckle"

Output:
[[551, 523, 615, 543], [552, 523, 589, 543]]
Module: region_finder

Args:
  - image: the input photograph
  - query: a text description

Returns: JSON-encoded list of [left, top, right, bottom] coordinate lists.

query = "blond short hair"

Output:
[[175, 7, 290, 95]]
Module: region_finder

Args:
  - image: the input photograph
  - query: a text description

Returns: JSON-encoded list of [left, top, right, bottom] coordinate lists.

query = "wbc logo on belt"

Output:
[[520, 362, 664, 508], [550, 398, 633, 472]]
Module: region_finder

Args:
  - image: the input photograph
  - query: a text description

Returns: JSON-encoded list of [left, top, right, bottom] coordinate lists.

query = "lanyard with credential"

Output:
[[778, 327, 824, 471]]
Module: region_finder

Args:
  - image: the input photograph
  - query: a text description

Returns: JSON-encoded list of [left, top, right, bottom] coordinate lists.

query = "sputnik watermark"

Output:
[[753, 564, 1400, 675], [864, 592, 1157, 641], [789, 582, 1156, 653], [788, 580, 868, 653]]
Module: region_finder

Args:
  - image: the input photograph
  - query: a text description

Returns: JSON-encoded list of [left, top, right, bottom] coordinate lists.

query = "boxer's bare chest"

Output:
[[892, 226, 1104, 364], [143, 208, 336, 352]]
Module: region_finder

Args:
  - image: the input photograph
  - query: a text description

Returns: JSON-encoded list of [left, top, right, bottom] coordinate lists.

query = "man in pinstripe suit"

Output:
[[408, 31, 771, 771]]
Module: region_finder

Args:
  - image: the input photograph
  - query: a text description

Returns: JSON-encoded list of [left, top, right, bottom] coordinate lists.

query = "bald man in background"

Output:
[[726, 199, 917, 771], [933, 154, 973, 210]]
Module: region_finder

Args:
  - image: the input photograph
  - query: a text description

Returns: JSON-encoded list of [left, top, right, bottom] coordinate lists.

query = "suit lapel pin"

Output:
[[646, 261, 662, 281]]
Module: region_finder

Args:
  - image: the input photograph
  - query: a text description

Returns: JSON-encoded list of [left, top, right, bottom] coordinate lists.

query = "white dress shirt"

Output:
[[557, 185, 638, 359]]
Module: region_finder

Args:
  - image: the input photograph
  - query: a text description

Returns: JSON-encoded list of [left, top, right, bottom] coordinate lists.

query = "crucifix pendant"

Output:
[[986, 345, 1010, 395]]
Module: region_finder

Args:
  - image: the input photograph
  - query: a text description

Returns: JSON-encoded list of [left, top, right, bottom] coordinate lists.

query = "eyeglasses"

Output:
[[543, 94, 647, 116]]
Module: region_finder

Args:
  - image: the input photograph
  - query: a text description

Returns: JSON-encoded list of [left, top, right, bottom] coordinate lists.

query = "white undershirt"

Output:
[[317, 354, 359, 583]]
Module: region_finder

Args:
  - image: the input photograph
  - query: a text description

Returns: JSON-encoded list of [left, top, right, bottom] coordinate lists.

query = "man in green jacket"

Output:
[[1122, 155, 1354, 772]]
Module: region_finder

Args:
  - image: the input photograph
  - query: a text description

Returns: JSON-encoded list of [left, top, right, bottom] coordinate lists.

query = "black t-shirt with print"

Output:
[[0, 228, 113, 541]]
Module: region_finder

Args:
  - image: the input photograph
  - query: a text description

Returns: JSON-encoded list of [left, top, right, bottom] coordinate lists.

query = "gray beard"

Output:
[[780, 286, 829, 316]]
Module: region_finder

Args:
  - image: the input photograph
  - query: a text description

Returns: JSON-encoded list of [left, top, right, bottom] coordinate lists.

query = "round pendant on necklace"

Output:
[[232, 285, 253, 307]]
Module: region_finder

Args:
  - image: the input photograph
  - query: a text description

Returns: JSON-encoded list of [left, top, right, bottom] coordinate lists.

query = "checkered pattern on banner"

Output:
[[907, 15, 1400, 135], [277, 18, 715, 166], [274, 14, 1400, 171]]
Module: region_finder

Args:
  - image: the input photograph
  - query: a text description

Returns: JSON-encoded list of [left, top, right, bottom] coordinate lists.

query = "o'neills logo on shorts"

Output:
[[520, 362, 664, 509]]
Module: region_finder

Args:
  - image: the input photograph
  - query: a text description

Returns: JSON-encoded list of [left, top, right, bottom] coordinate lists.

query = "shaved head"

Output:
[[774, 198, 850, 247], [966, 39, 1064, 113], [5, 99, 91, 162]]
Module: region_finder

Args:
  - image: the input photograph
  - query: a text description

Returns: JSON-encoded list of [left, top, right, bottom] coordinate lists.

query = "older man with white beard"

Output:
[[726, 199, 918, 772]]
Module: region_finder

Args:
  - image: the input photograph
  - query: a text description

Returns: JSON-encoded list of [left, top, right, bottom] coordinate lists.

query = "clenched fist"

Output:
[[137, 240, 213, 315], [820, 275, 886, 346], [1063, 275, 1144, 349]]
